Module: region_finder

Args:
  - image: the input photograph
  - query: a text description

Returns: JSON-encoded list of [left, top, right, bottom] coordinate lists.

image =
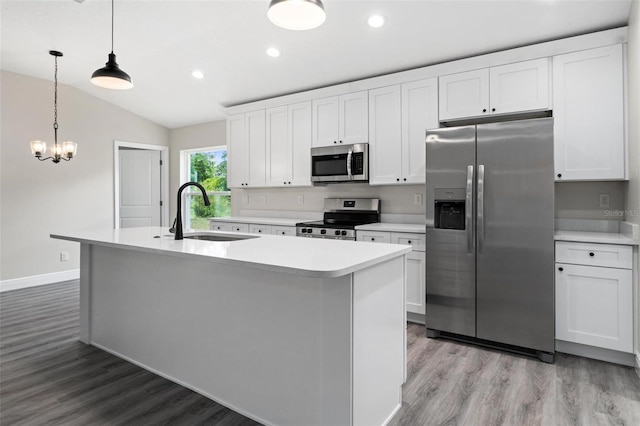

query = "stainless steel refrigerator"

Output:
[[425, 118, 555, 362]]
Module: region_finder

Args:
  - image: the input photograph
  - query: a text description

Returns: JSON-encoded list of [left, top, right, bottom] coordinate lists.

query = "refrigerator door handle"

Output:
[[466, 165, 474, 253], [477, 164, 485, 253]]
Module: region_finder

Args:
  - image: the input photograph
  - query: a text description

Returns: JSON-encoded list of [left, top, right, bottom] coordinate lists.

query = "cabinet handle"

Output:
[[589, 252, 595, 257], [491, 108, 496, 112], [371, 238, 375, 241], [258, 230, 262, 233], [408, 241, 412, 244], [558, 267, 564, 272], [557, 174, 562, 178], [403, 178, 407, 181], [339, 140, 343, 144], [396, 178, 400, 182], [334, 141, 337, 144], [482, 108, 487, 113], [288, 181, 291, 184]]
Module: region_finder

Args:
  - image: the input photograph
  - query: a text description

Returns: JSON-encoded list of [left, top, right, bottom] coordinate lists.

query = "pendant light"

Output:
[[267, 0, 326, 31], [91, 0, 133, 89], [30, 51, 78, 163]]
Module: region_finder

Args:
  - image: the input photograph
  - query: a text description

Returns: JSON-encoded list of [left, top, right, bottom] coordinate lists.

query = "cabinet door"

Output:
[[265, 106, 289, 187], [369, 85, 402, 185], [245, 110, 266, 187], [312, 96, 339, 147], [439, 68, 490, 121], [401, 78, 438, 184], [356, 231, 391, 243], [288, 101, 312, 186], [227, 114, 247, 188], [553, 44, 625, 180], [556, 263, 633, 352], [490, 58, 549, 115], [406, 251, 426, 315], [339, 91, 369, 144]]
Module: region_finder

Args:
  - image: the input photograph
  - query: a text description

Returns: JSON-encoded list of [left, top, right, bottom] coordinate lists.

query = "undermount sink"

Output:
[[182, 233, 257, 242]]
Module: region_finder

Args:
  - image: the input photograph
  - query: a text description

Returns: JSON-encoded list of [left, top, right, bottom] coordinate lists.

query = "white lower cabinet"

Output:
[[555, 242, 633, 353], [210, 221, 294, 236], [358, 230, 426, 317]]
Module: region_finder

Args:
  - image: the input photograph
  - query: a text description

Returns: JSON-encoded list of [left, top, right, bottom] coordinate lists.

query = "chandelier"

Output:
[[30, 51, 77, 163]]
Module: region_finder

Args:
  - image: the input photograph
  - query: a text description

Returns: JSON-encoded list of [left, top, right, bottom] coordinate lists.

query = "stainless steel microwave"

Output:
[[310, 143, 369, 184]]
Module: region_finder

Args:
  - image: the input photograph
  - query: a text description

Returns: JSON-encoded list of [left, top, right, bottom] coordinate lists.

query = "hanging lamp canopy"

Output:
[[268, 0, 326, 31], [91, 0, 133, 89], [91, 52, 133, 90]]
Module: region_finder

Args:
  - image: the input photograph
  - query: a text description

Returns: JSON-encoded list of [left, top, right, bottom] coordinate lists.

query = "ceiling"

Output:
[[1, 0, 632, 129]]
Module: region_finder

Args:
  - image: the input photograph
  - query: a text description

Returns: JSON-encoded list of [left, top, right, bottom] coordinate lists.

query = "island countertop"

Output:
[[51, 226, 411, 278]]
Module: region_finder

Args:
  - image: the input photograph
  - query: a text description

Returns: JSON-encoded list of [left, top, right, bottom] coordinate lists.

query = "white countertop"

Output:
[[51, 227, 411, 278], [208, 216, 306, 226], [554, 230, 639, 246], [355, 223, 426, 234]]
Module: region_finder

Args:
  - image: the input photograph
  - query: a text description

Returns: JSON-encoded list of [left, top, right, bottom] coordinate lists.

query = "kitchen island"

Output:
[[51, 227, 410, 426]]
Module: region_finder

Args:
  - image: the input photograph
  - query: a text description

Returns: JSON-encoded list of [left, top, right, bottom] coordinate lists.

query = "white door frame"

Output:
[[114, 140, 170, 229]]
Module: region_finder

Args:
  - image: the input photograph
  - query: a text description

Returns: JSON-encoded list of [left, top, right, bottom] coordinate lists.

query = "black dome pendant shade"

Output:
[[91, 52, 132, 90], [91, 0, 133, 90]]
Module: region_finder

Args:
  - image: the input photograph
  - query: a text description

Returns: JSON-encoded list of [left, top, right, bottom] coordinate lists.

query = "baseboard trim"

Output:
[[635, 351, 640, 380], [556, 339, 635, 367], [0, 270, 79, 292]]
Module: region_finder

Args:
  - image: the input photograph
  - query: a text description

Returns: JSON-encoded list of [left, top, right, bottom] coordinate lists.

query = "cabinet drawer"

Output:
[[209, 222, 232, 232], [555, 241, 632, 269], [391, 232, 425, 252], [273, 226, 295, 236], [229, 223, 249, 233], [357, 231, 391, 244], [249, 224, 272, 235]]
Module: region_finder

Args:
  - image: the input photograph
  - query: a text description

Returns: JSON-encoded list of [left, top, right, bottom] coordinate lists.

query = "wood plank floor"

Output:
[[2, 281, 640, 425]]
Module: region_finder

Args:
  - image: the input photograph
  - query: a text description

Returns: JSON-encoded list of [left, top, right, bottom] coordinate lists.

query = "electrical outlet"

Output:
[[260, 195, 266, 205], [297, 195, 304, 205], [599, 193, 610, 209], [414, 193, 423, 205], [60, 251, 69, 262]]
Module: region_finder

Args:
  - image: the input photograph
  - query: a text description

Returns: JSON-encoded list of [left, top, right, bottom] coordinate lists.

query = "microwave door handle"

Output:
[[346, 148, 353, 180]]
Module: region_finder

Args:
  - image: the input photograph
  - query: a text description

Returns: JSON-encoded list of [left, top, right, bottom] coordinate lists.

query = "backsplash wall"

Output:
[[231, 184, 427, 217], [232, 181, 628, 221]]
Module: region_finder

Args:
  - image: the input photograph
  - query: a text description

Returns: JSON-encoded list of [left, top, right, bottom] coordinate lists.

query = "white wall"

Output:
[[0, 71, 169, 282], [556, 182, 627, 220], [168, 120, 226, 221], [625, 0, 640, 358]]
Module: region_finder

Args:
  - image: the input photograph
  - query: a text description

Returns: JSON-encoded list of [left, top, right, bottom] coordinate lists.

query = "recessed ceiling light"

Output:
[[192, 70, 204, 79], [266, 47, 281, 58], [367, 15, 385, 28]]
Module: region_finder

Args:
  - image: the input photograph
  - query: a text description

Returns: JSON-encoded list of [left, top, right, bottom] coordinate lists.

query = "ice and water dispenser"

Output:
[[433, 188, 466, 230]]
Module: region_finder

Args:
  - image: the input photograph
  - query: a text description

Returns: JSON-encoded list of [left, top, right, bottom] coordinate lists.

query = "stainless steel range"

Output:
[[296, 198, 380, 240]]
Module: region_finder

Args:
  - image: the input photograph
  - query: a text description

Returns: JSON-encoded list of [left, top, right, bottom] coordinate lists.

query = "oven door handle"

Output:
[[346, 148, 353, 180]]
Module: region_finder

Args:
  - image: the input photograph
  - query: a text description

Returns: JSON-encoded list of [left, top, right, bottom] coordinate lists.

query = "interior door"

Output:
[[475, 118, 555, 352], [119, 149, 161, 228], [425, 125, 476, 337]]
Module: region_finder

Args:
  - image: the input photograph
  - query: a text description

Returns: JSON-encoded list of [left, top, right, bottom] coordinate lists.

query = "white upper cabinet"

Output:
[[439, 58, 550, 121], [369, 79, 438, 185], [227, 110, 266, 188], [553, 44, 625, 181], [369, 85, 402, 185], [227, 113, 246, 188], [439, 68, 489, 121], [266, 101, 312, 187], [312, 91, 368, 147], [401, 79, 439, 184]]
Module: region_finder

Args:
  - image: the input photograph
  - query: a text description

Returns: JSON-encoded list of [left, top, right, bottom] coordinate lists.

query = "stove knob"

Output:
[[320, 229, 327, 235], [335, 230, 341, 236], [341, 231, 347, 236], [301, 228, 307, 233]]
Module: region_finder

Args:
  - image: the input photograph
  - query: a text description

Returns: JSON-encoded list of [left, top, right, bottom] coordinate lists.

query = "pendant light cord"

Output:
[[111, 0, 114, 54], [53, 54, 58, 146]]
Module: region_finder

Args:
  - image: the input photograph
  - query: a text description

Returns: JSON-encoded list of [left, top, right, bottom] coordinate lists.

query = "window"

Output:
[[181, 146, 230, 230]]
